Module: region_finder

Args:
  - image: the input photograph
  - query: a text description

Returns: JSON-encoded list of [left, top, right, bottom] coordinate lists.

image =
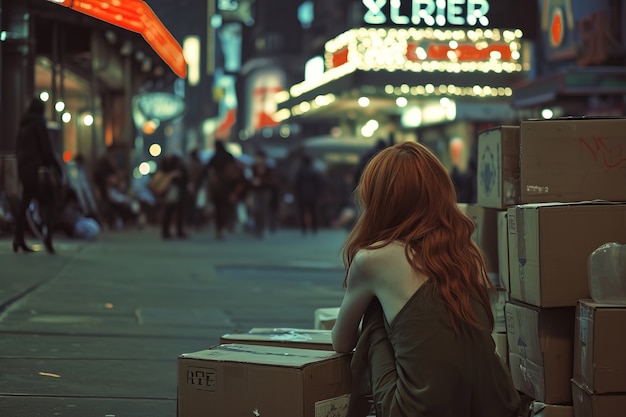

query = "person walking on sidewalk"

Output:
[[293, 153, 323, 235], [156, 153, 188, 239], [12, 97, 63, 254], [249, 148, 277, 238], [332, 141, 521, 417], [202, 140, 245, 239], [187, 148, 207, 229]]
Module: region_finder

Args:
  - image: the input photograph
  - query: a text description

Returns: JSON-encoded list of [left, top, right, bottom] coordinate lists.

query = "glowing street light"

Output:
[[83, 114, 94, 126]]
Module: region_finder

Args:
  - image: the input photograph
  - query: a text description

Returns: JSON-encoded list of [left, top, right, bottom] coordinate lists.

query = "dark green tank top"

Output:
[[352, 283, 522, 417]]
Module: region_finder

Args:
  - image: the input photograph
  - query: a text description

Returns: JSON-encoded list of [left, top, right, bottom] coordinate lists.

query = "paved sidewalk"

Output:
[[0, 227, 349, 417]]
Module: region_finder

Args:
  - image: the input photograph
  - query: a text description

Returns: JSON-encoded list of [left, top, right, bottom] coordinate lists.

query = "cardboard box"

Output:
[[314, 307, 339, 330], [491, 289, 509, 333], [177, 344, 352, 417], [530, 402, 574, 417], [466, 204, 503, 288], [492, 332, 508, 367], [477, 126, 521, 209], [505, 301, 575, 403], [507, 202, 626, 307], [573, 300, 626, 393], [219, 328, 334, 350], [497, 210, 511, 292], [572, 379, 626, 417], [520, 118, 626, 204]]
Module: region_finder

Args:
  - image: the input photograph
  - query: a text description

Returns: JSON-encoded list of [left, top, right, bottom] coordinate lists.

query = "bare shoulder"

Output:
[[352, 242, 408, 280], [360, 241, 406, 261]]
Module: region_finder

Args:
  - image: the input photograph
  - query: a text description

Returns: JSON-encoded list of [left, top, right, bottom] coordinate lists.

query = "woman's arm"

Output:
[[331, 250, 376, 353]]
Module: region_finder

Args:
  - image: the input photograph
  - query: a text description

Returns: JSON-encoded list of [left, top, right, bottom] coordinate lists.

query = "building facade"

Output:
[[512, 0, 626, 116], [0, 0, 193, 197], [233, 0, 625, 189], [265, 0, 541, 177]]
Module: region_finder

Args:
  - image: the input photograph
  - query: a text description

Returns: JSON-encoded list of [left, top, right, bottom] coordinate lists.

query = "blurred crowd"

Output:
[[1, 138, 361, 245], [142, 140, 344, 241], [2, 135, 477, 246]]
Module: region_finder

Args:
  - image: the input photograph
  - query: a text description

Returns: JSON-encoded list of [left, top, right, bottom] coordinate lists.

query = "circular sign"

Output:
[[550, 7, 564, 48], [136, 92, 186, 122]]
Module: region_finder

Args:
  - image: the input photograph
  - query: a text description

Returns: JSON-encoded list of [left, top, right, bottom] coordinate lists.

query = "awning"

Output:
[[511, 67, 626, 108], [45, 0, 187, 79], [278, 69, 524, 121]]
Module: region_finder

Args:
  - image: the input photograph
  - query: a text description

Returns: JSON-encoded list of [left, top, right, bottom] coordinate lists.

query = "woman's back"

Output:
[[380, 282, 520, 416], [353, 244, 520, 416]]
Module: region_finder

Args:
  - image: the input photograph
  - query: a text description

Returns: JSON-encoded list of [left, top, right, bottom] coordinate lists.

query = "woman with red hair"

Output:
[[332, 141, 520, 417]]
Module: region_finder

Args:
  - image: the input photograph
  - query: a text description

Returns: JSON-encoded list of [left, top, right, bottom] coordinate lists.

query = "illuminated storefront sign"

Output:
[[47, 0, 186, 78], [363, 0, 490, 26], [540, 0, 618, 66], [540, 0, 576, 61], [281, 26, 524, 120], [245, 69, 287, 132], [289, 27, 525, 99], [136, 92, 186, 122], [132, 92, 186, 133]]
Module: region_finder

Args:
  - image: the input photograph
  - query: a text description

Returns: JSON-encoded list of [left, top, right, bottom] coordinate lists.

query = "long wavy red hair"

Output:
[[342, 141, 495, 332]]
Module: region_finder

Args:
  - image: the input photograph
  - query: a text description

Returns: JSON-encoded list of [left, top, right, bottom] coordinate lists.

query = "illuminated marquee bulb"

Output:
[[396, 97, 408, 107]]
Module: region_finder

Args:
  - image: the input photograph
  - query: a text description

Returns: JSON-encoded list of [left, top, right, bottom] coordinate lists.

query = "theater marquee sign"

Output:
[[278, 0, 536, 122], [363, 0, 491, 26]]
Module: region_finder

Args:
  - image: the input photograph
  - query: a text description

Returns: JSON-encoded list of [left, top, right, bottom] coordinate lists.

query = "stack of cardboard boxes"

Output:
[[474, 118, 626, 417]]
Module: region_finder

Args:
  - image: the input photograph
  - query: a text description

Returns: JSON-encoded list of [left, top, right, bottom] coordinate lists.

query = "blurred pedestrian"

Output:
[[92, 153, 119, 228], [293, 154, 323, 235], [12, 97, 63, 254], [450, 159, 477, 204], [332, 141, 521, 417], [187, 148, 207, 229], [106, 175, 140, 229], [156, 154, 187, 239], [268, 171, 283, 233], [70, 153, 100, 220], [331, 171, 358, 230], [203, 141, 245, 239], [249, 148, 277, 238], [56, 186, 101, 240], [352, 138, 388, 190]]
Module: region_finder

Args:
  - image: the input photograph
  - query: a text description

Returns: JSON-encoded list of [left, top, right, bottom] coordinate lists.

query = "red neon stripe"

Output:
[[407, 42, 513, 62], [46, 0, 73, 6], [331, 47, 349, 69], [252, 86, 284, 94], [73, 0, 145, 32], [47, 0, 187, 78], [137, 4, 187, 78]]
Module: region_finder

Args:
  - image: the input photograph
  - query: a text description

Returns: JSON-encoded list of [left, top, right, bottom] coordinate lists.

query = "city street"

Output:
[[0, 227, 349, 417]]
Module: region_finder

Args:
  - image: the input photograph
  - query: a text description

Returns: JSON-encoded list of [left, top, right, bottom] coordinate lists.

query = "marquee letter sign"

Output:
[[363, 0, 491, 27]]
